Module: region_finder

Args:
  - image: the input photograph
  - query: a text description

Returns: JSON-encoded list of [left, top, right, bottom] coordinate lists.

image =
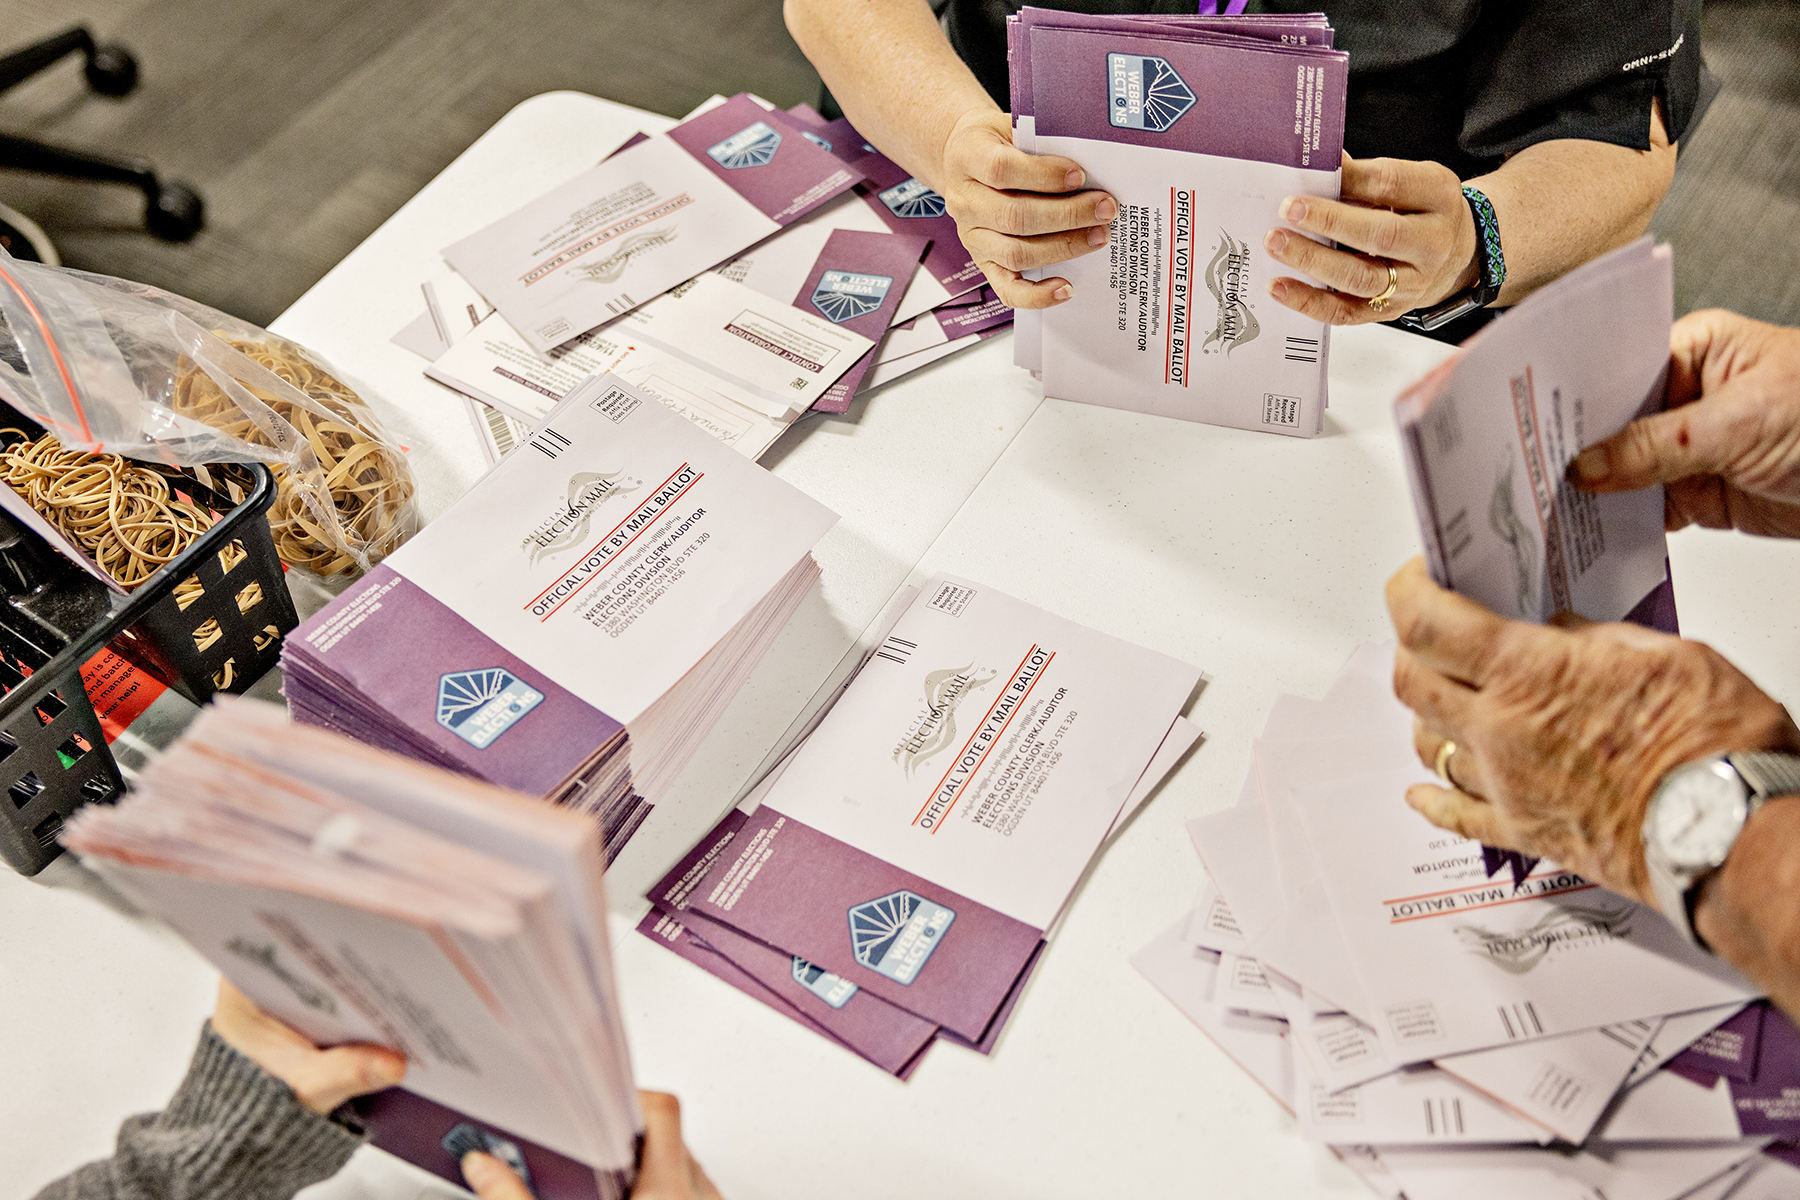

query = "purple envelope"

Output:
[[1730, 1004, 1800, 1136], [792, 228, 932, 414], [664, 95, 863, 227], [1669, 1001, 1765, 1084], [682, 807, 1044, 1042], [851, 152, 985, 300], [351, 1087, 628, 1200]]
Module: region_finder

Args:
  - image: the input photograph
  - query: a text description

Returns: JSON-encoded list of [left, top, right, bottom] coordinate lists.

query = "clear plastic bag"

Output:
[[0, 253, 418, 579]]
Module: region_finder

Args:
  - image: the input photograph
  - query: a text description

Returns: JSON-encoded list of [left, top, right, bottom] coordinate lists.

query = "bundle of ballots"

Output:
[[281, 374, 836, 864], [64, 698, 644, 1200], [397, 94, 1008, 470], [1136, 641, 1800, 1199], [1010, 8, 1346, 436], [641, 576, 1201, 1077]]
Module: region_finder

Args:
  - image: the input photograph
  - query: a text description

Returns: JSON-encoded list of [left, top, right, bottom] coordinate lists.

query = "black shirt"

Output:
[[948, 0, 1714, 178]]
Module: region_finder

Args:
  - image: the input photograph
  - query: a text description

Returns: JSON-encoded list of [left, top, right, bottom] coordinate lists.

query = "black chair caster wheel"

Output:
[[145, 179, 203, 241], [85, 43, 138, 96]]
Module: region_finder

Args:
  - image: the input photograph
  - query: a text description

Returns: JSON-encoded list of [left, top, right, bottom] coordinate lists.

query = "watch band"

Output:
[[1395, 186, 1505, 333], [1728, 751, 1800, 802]]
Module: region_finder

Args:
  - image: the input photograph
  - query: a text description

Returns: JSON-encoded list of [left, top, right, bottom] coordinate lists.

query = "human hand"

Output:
[[1572, 309, 1800, 537], [1263, 155, 1477, 326], [1384, 557, 1800, 909], [209, 978, 406, 1114], [460, 1093, 722, 1200], [937, 108, 1118, 309]]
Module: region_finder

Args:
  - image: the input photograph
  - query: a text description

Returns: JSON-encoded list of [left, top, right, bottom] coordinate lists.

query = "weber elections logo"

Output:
[[707, 121, 782, 169], [848, 889, 955, 985], [791, 956, 859, 1008], [810, 271, 894, 323], [437, 668, 544, 748], [802, 130, 832, 152], [1108, 53, 1196, 132], [878, 178, 947, 219]]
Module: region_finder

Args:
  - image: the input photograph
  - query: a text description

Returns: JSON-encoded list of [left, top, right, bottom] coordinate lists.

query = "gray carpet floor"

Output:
[[0, 0, 1793, 328]]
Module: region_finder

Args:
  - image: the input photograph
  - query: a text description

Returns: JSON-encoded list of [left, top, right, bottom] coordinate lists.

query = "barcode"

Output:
[[1497, 1001, 1544, 1040], [1285, 335, 1320, 363], [604, 291, 637, 315], [874, 636, 917, 666], [484, 405, 519, 457]]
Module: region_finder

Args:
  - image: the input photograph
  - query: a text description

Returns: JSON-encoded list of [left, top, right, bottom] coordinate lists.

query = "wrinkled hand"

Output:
[[938, 108, 1117, 309], [1573, 309, 1800, 537], [1264, 155, 1476, 325], [209, 979, 406, 1114], [1384, 558, 1800, 908], [461, 1093, 723, 1200]]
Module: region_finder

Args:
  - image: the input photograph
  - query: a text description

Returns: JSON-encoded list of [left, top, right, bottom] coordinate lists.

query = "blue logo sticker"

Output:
[[848, 890, 955, 985], [442, 1125, 531, 1187], [791, 956, 859, 1008], [802, 130, 832, 152], [707, 121, 782, 168], [877, 178, 947, 219], [810, 270, 894, 323], [1107, 53, 1196, 132], [437, 668, 544, 749]]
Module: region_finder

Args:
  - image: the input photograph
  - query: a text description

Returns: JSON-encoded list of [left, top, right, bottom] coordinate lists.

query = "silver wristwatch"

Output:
[[1642, 751, 1800, 947]]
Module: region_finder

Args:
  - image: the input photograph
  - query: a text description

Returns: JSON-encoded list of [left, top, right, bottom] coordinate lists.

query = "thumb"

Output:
[[1571, 385, 1760, 493], [461, 1152, 536, 1200], [292, 1043, 406, 1114]]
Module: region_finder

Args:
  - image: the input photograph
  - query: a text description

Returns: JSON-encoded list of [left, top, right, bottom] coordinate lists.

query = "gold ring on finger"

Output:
[[1434, 739, 1458, 786], [1367, 263, 1399, 312]]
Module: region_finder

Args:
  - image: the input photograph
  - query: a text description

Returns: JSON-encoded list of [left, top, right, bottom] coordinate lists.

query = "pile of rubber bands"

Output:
[[0, 432, 212, 590], [172, 337, 415, 577]]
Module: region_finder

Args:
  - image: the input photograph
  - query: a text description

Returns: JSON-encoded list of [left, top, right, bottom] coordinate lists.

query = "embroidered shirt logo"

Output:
[[1107, 53, 1197, 132], [707, 121, 782, 168], [848, 890, 955, 984], [811, 271, 894, 323], [437, 668, 545, 748]]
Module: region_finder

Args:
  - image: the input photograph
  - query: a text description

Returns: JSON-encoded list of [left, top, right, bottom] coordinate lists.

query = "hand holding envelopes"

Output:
[[1137, 642, 1800, 1198], [62, 698, 642, 1200]]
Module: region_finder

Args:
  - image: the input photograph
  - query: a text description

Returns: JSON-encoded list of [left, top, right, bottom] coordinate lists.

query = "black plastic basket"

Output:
[[0, 454, 296, 874]]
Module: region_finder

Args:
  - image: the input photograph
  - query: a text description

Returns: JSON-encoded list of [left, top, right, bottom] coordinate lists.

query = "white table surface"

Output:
[[7, 92, 1800, 1200]]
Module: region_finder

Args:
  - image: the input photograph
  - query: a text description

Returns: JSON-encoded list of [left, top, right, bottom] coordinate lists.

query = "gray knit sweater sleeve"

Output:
[[34, 1023, 364, 1200]]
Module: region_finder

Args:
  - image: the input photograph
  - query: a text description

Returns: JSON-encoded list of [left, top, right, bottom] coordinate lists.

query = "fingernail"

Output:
[[1087, 225, 1108, 247], [1053, 284, 1073, 302], [1268, 279, 1288, 301], [1094, 196, 1118, 222], [461, 1153, 501, 1189], [1263, 228, 1287, 255], [1280, 197, 1307, 223], [1064, 168, 1085, 189], [1573, 447, 1610, 483]]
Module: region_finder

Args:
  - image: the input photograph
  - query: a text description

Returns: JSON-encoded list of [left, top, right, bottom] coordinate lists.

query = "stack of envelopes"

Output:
[[641, 575, 1202, 1076], [283, 374, 836, 863], [400, 94, 1011, 466], [1009, 8, 1346, 436], [63, 697, 642, 1200], [1136, 642, 1800, 1199]]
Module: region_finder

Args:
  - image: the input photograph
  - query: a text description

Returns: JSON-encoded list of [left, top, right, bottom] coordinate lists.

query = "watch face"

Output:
[[1647, 759, 1750, 871]]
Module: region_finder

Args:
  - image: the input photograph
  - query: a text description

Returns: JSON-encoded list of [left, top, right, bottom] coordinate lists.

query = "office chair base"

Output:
[[146, 179, 203, 242]]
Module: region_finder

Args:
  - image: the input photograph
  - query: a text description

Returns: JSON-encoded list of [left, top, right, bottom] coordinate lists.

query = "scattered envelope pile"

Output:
[[639, 575, 1202, 1077], [1135, 642, 1800, 1199], [394, 94, 1011, 469], [64, 698, 644, 1200], [283, 375, 836, 865]]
